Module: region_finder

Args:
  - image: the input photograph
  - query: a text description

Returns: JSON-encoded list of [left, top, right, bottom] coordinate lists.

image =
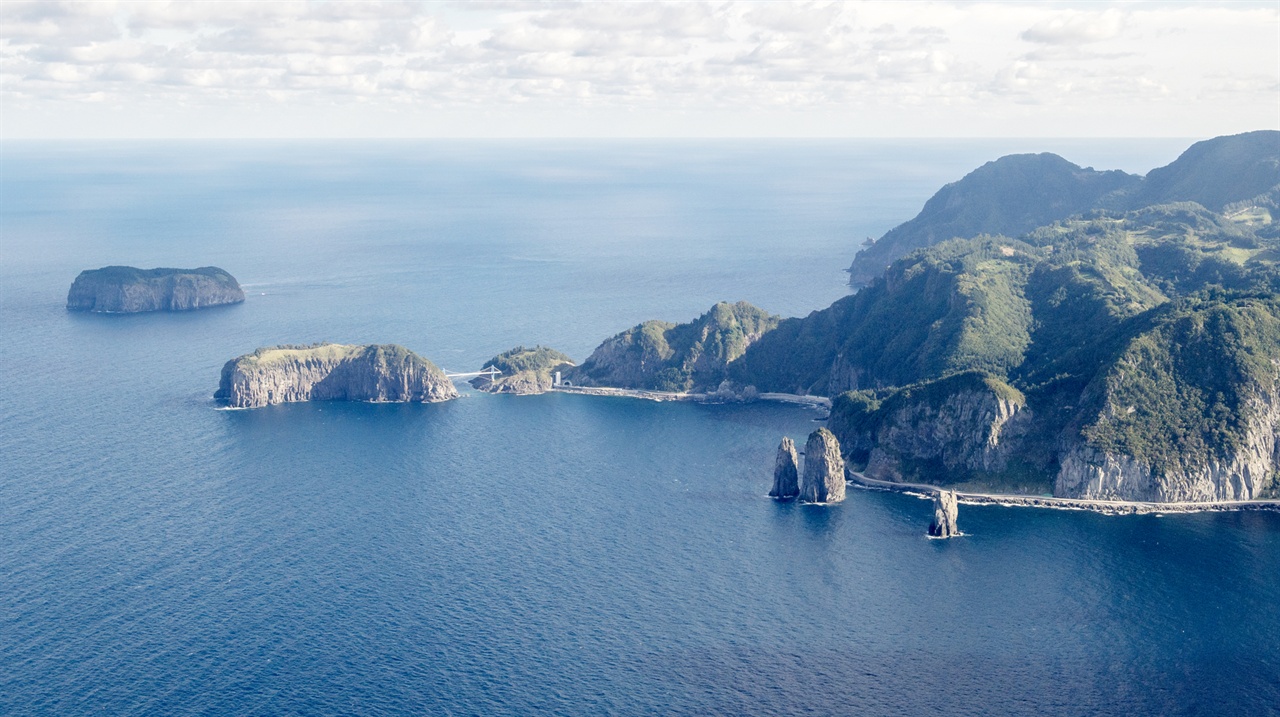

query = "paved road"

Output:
[[848, 471, 1280, 515]]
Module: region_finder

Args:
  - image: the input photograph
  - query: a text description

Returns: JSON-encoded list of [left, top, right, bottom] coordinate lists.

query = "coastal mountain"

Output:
[[1128, 130, 1280, 212], [556, 132, 1280, 503], [565, 301, 779, 392], [216, 343, 458, 409], [847, 130, 1280, 287], [67, 265, 245, 313]]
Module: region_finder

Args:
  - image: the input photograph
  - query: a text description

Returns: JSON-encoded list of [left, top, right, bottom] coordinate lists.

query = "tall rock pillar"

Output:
[[770, 437, 800, 499], [800, 428, 846, 504], [928, 490, 960, 538]]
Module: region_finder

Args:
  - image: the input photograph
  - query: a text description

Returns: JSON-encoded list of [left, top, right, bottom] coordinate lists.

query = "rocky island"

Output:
[[800, 428, 847, 504], [769, 436, 801, 499], [215, 343, 458, 409], [470, 345, 575, 395], [67, 266, 245, 313]]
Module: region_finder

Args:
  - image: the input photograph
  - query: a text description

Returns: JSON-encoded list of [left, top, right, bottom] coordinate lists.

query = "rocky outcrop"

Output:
[[215, 343, 458, 409], [68, 266, 244, 313], [566, 301, 779, 392], [470, 345, 575, 395], [1052, 299, 1280, 502], [472, 370, 553, 395], [928, 490, 960, 537], [1056, 402, 1280, 502], [800, 428, 846, 504], [769, 437, 800, 499], [831, 372, 1030, 484]]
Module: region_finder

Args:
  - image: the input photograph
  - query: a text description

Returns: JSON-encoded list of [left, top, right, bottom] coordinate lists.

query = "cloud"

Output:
[[1021, 9, 1125, 45], [0, 1, 1275, 137]]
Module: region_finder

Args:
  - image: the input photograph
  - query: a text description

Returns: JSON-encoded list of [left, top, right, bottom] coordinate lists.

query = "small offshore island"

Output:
[[68, 266, 245, 313], [216, 343, 458, 409], [495, 131, 1280, 511]]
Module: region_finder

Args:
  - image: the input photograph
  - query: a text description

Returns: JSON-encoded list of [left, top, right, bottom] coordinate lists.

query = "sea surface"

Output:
[[2, 140, 1278, 716]]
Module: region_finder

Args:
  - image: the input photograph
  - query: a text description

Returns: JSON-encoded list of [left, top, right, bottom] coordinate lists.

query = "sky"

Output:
[[2, 1, 1277, 138]]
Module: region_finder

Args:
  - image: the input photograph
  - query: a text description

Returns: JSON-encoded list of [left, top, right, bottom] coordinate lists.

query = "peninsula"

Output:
[[215, 343, 458, 409], [507, 131, 1280, 508], [67, 266, 245, 313]]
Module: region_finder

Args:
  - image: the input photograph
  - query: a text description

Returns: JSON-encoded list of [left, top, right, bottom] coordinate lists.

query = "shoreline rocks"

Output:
[[928, 490, 960, 538], [215, 343, 458, 409], [800, 428, 846, 504], [68, 266, 244, 313], [769, 437, 800, 499]]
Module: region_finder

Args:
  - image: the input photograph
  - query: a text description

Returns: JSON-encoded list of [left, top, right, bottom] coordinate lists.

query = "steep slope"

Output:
[[1126, 130, 1280, 212], [566, 301, 779, 392], [847, 153, 1140, 286], [68, 265, 245, 313], [216, 343, 458, 408], [734, 236, 1041, 395]]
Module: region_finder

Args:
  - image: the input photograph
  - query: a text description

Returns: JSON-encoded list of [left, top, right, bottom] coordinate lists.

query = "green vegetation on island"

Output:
[[560, 130, 1280, 502], [472, 345, 576, 394], [67, 265, 245, 313]]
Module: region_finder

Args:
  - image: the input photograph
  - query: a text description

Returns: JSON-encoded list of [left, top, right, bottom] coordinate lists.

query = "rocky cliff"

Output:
[[1052, 298, 1280, 501], [216, 343, 458, 409], [800, 428, 846, 504], [831, 373, 1030, 484], [770, 436, 800, 499], [68, 266, 244, 313]]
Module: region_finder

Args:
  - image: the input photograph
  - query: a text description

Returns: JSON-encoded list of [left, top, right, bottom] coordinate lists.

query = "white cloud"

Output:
[[0, 1, 1275, 137], [1021, 9, 1125, 45]]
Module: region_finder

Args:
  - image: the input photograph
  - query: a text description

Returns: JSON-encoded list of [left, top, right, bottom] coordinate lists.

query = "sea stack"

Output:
[[769, 436, 800, 499], [928, 490, 960, 538], [67, 266, 245, 313], [215, 343, 459, 409], [800, 428, 846, 504]]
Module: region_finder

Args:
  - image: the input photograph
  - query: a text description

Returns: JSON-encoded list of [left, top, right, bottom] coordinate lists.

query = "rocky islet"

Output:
[[68, 266, 245, 313]]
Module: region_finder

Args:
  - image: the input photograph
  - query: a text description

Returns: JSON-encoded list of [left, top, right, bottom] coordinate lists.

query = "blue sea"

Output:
[[2, 140, 1278, 716]]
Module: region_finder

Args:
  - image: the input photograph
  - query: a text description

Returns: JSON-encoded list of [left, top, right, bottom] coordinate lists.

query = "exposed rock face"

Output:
[[769, 437, 800, 499], [472, 370, 553, 395], [215, 343, 458, 409], [928, 490, 960, 537], [469, 345, 575, 396], [68, 266, 244, 313], [831, 372, 1030, 484], [800, 428, 846, 504], [1056, 406, 1280, 502], [1052, 299, 1280, 502]]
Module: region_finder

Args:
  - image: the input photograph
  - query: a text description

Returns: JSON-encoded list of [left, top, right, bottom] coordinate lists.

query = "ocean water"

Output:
[[2, 139, 1278, 716]]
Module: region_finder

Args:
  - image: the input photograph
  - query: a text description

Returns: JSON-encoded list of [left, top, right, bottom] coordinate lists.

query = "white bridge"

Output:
[[443, 367, 502, 381]]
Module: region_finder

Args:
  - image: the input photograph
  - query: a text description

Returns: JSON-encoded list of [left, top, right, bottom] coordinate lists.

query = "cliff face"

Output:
[[831, 373, 1030, 484], [1053, 300, 1280, 501], [68, 266, 244, 313], [800, 428, 846, 504], [770, 436, 800, 499], [216, 343, 458, 409]]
